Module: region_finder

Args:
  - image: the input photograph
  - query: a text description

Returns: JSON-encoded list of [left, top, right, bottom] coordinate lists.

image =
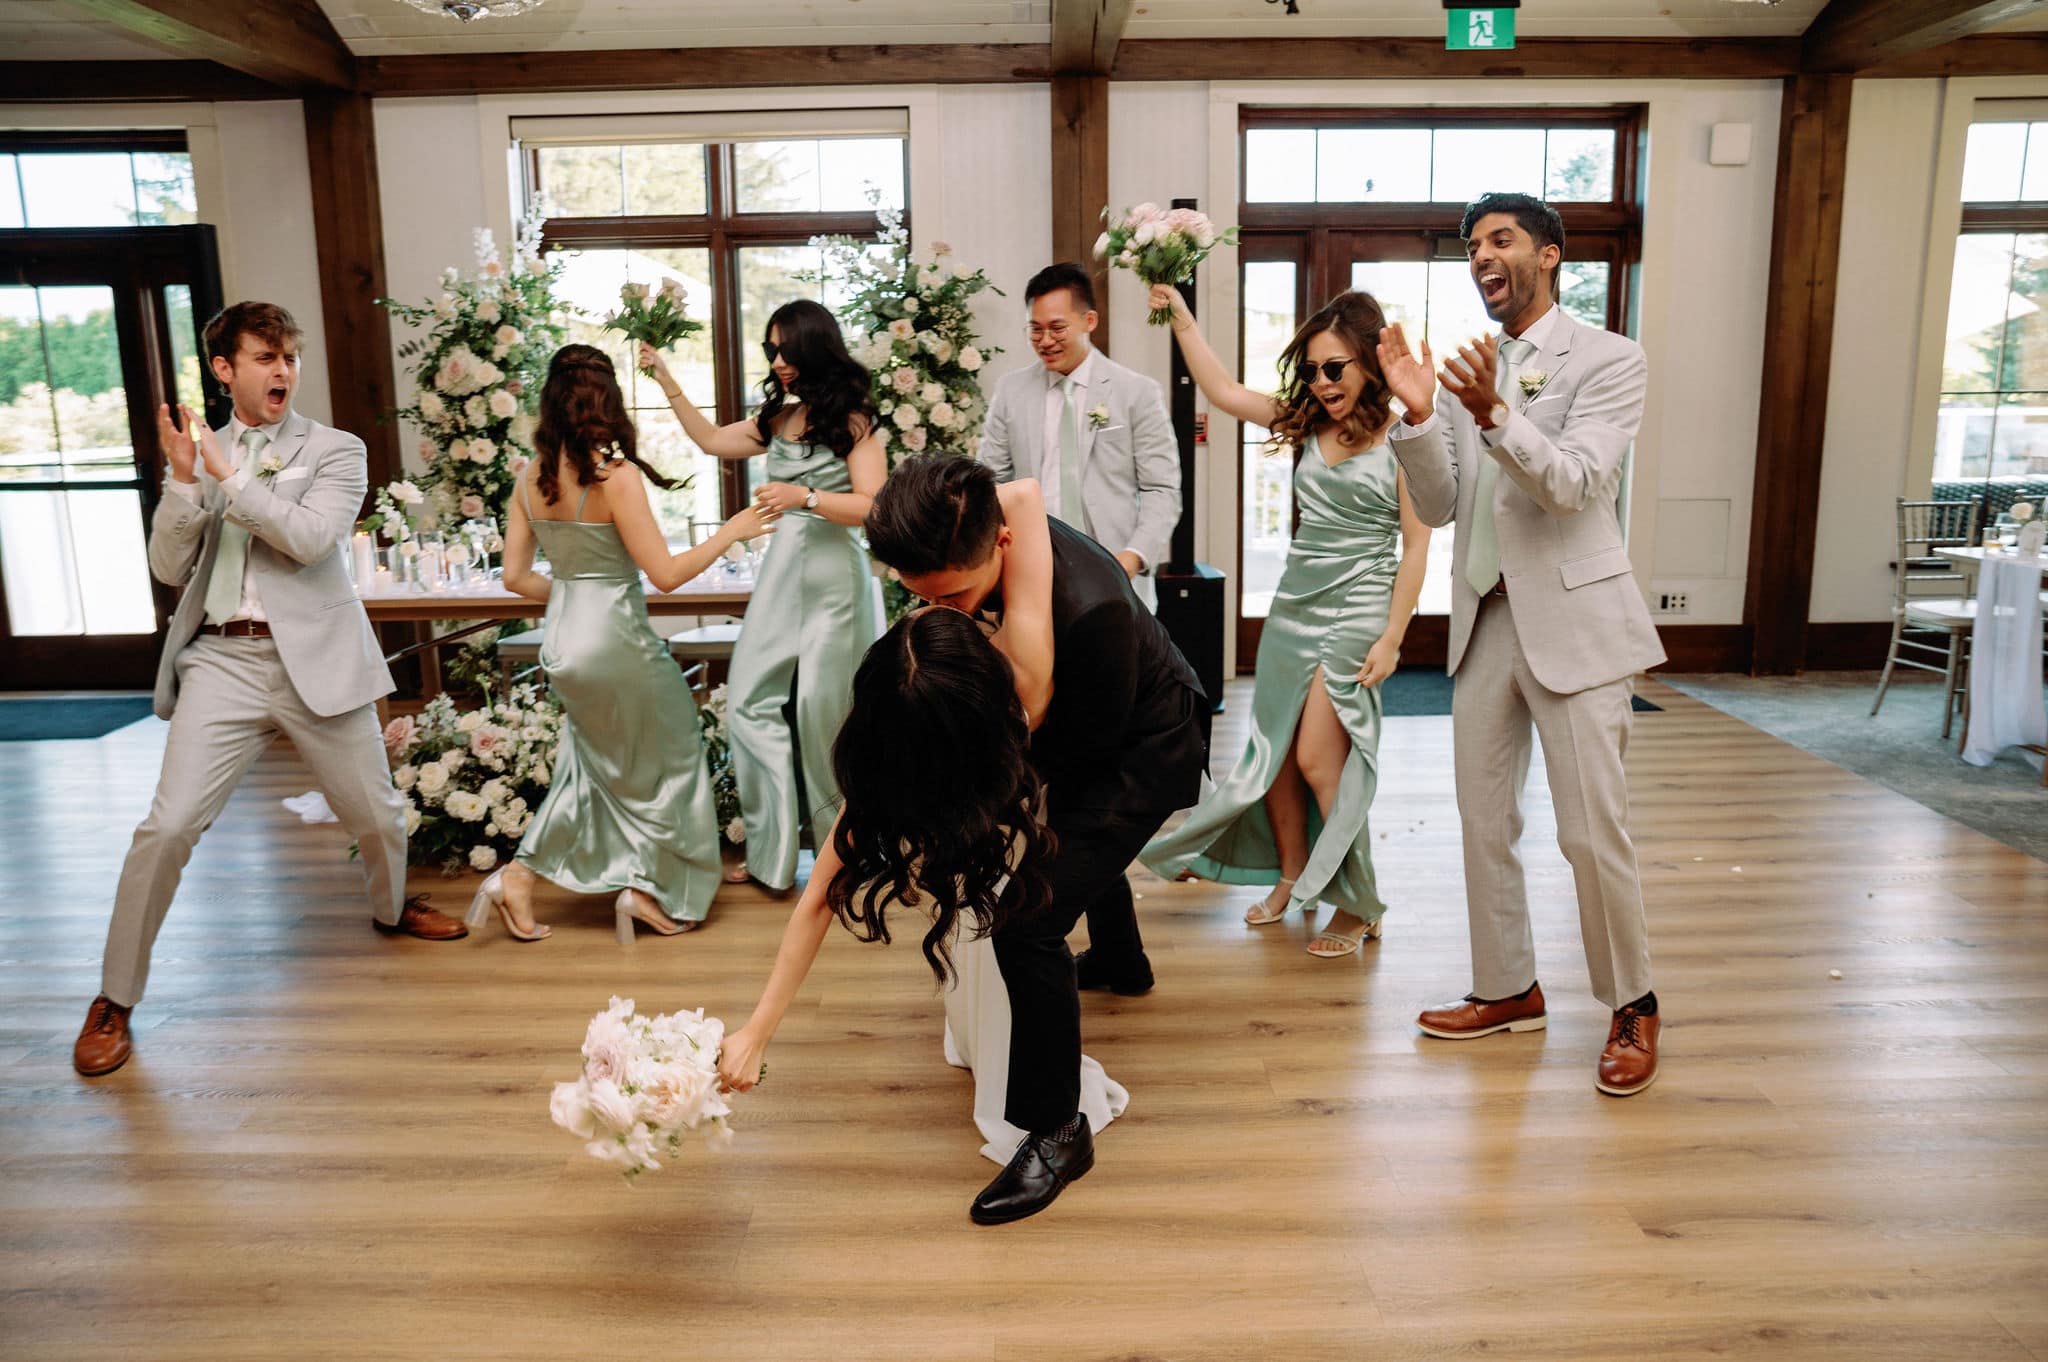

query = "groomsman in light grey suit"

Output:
[[74, 302, 466, 1080], [979, 262, 1180, 609], [1380, 193, 1664, 1097]]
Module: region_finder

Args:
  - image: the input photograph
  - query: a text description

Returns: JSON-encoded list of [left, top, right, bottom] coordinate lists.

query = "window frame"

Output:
[[526, 137, 904, 518]]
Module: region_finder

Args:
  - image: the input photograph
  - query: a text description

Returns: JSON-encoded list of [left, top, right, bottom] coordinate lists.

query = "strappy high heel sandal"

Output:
[[1243, 876, 1300, 926], [1307, 913, 1383, 959], [464, 869, 551, 942], [614, 888, 698, 945]]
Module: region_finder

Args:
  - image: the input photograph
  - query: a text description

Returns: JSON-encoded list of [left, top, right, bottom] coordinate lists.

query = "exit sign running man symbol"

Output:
[[1446, 6, 1517, 50]]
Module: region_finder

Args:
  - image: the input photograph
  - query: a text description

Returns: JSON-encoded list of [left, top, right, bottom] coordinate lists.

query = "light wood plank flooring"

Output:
[[2, 679, 2044, 1361]]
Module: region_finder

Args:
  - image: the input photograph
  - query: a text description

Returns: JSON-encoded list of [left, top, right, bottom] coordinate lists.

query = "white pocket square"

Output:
[[274, 468, 312, 483]]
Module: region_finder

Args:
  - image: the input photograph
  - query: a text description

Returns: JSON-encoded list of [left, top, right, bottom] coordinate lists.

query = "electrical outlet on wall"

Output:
[[1656, 591, 1690, 614]]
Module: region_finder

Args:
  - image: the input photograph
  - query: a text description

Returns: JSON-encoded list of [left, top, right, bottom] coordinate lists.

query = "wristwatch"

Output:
[[1483, 401, 1510, 432], [802, 487, 819, 511]]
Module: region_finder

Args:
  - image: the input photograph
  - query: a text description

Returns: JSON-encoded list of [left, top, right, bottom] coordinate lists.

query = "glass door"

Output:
[[0, 225, 224, 688]]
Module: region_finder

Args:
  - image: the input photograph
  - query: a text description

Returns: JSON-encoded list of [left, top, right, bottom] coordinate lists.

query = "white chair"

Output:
[[668, 622, 741, 664], [1871, 498, 1983, 737]]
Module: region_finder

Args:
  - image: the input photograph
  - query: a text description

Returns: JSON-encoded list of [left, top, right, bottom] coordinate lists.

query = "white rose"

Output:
[[441, 266, 459, 286], [464, 395, 488, 427], [476, 362, 502, 387], [467, 438, 496, 464], [392, 764, 418, 791], [418, 392, 446, 421], [930, 338, 954, 364], [724, 818, 745, 842], [877, 398, 895, 416], [549, 1081, 596, 1139], [414, 762, 450, 798], [585, 1079, 636, 1134], [952, 263, 972, 280], [403, 801, 421, 836], [489, 389, 519, 419], [892, 404, 921, 430], [621, 281, 648, 305], [445, 790, 489, 822], [495, 324, 522, 348], [532, 762, 551, 787], [902, 426, 928, 452], [930, 401, 956, 429], [432, 294, 456, 319], [890, 367, 918, 394], [476, 300, 501, 323], [479, 777, 510, 805], [902, 296, 920, 315], [959, 346, 983, 372], [388, 480, 425, 506], [920, 381, 945, 405], [441, 748, 467, 770], [887, 318, 916, 341], [469, 844, 498, 871], [457, 711, 486, 733], [1093, 231, 1112, 258]]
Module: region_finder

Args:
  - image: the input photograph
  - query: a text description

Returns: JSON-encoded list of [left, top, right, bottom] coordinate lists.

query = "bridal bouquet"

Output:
[[549, 996, 739, 1180], [1095, 203, 1239, 325], [603, 277, 703, 376]]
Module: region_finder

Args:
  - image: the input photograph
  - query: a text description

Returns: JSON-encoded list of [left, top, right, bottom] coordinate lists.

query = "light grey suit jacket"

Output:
[[149, 411, 395, 719], [1387, 310, 1664, 695], [978, 350, 1182, 574]]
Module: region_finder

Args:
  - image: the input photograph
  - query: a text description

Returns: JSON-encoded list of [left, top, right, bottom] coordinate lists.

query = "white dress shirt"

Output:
[[165, 412, 285, 623], [1037, 347, 1147, 570]]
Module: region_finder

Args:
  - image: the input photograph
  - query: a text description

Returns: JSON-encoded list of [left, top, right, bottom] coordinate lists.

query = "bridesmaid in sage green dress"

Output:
[[473, 345, 777, 942], [1139, 286, 1433, 959], [641, 299, 885, 891]]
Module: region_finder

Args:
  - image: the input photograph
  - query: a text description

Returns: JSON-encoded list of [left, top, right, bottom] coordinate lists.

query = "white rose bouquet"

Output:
[[1095, 203, 1238, 325], [550, 996, 745, 1180], [383, 684, 560, 874], [603, 276, 705, 377]]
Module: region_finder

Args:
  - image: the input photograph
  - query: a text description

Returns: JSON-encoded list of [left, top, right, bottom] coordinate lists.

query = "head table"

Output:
[[1935, 547, 2046, 782], [357, 567, 753, 700]]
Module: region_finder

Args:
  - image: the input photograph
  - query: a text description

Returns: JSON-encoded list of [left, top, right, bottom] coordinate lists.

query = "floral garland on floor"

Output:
[[385, 687, 558, 875], [379, 200, 569, 529], [697, 684, 744, 846]]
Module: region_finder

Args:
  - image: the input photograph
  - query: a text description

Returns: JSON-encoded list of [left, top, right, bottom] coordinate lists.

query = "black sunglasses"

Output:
[[761, 340, 782, 363], [1295, 357, 1357, 386]]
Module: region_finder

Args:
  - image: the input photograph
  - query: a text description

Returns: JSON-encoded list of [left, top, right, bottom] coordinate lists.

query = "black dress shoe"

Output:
[[1075, 949, 1154, 996], [969, 1116, 1094, 1226]]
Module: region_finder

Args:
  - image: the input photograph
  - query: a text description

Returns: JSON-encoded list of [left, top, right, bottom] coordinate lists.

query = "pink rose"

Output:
[[584, 1043, 626, 1085], [459, 494, 485, 519], [506, 379, 524, 396], [382, 715, 416, 757], [507, 453, 530, 479]]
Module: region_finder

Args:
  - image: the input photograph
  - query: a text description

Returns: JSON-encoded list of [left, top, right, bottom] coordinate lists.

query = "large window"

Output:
[[524, 129, 905, 536], [1, 132, 196, 229], [1936, 115, 2048, 520], [1235, 108, 1642, 650]]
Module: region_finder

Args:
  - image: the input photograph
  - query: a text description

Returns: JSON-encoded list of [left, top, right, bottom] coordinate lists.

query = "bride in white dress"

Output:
[[716, 480, 1128, 1167]]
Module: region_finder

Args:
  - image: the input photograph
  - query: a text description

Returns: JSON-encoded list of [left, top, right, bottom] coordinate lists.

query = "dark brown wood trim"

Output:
[[1051, 0, 1138, 74], [1113, 36, 1803, 81], [1858, 32, 2048, 75], [0, 60, 283, 101], [1802, 622, 1894, 670], [1801, 0, 2047, 74], [358, 44, 1055, 97], [303, 93, 398, 494], [1957, 204, 2048, 231], [1050, 73, 1111, 346], [1651, 624, 1755, 674], [1742, 75, 1852, 677], [61, 0, 354, 91]]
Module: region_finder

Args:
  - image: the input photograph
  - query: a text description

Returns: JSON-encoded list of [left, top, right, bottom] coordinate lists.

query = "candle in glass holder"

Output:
[[350, 531, 375, 586]]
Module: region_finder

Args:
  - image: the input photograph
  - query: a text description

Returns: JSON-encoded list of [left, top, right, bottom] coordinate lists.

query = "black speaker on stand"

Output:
[[1153, 197, 1229, 737]]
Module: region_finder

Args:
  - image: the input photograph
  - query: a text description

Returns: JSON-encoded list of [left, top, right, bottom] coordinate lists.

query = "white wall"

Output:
[[0, 100, 331, 423]]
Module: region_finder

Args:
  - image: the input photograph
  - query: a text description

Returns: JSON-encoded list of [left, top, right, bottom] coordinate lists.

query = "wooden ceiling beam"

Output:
[[58, 0, 354, 90], [1109, 36, 1804, 80], [0, 59, 282, 100], [1801, 0, 2048, 72], [1050, 0, 1138, 75], [357, 43, 1054, 95], [1854, 32, 2048, 75]]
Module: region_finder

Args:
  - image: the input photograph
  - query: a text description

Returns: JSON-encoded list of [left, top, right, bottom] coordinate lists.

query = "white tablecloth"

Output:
[[1962, 552, 2046, 772]]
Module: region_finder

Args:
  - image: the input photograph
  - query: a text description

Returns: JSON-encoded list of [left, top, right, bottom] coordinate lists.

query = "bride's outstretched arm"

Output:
[[717, 821, 844, 1093], [992, 478, 1054, 729]]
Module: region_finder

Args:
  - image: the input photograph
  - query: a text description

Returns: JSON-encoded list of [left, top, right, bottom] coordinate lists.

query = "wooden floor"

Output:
[[3, 678, 2046, 1361]]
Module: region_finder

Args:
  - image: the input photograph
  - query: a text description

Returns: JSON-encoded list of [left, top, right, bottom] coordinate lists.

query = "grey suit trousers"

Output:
[[101, 637, 407, 1005], [1452, 594, 1653, 1010]]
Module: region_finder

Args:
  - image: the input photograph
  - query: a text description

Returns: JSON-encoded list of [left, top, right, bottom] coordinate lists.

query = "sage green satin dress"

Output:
[[726, 431, 882, 890], [1142, 433, 1400, 921], [512, 483, 721, 922]]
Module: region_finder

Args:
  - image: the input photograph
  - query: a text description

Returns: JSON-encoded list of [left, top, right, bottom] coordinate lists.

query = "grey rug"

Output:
[[1658, 670, 2046, 863]]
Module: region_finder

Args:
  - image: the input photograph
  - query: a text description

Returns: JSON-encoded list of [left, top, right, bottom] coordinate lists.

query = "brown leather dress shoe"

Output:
[[1416, 982, 1548, 1039], [1596, 1003, 1660, 1096], [374, 896, 469, 941], [74, 995, 134, 1076]]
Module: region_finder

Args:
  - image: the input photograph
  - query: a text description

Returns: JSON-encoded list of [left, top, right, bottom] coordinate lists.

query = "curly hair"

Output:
[[753, 299, 878, 462], [532, 344, 681, 504], [1265, 291, 1395, 457], [826, 608, 1055, 983]]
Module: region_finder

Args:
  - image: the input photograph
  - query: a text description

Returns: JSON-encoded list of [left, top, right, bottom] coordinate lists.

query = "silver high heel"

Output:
[[614, 888, 693, 945], [466, 869, 549, 941], [1244, 876, 1301, 926]]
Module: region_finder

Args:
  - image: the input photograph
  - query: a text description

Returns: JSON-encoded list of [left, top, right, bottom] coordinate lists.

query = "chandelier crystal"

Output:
[[392, 0, 548, 21]]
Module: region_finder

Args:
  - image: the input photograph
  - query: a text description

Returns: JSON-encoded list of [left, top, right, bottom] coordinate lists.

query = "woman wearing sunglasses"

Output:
[[1139, 284, 1431, 958], [641, 298, 885, 890]]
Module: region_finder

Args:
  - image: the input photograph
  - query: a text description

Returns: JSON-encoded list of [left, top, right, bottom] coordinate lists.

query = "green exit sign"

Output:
[[1447, 7, 1516, 50]]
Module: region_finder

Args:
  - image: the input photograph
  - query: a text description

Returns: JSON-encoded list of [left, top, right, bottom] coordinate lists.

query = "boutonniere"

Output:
[[256, 452, 285, 480], [1087, 405, 1110, 431], [1517, 371, 1551, 401]]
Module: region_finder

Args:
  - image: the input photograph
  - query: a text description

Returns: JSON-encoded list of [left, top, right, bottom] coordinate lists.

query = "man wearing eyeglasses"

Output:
[[978, 262, 1181, 610]]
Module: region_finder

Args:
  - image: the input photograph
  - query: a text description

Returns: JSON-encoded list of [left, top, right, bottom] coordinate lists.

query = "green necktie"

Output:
[[203, 428, 268, 625], [1463, 336, 1537, 597], [1057, 374, 1091, 536]]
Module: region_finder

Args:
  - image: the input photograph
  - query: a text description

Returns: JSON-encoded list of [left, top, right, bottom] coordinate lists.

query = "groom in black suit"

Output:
[[866, 455, 1207, 1224]]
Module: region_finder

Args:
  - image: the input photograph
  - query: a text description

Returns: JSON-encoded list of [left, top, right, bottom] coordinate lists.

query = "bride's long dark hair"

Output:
[[825, 608, 1055, 983], [753, 298, 877, 460]]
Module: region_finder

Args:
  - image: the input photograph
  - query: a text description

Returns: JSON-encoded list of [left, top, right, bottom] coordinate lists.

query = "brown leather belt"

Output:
[[199, 620, 272, 637], [1488, 578, 1508, 598]]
